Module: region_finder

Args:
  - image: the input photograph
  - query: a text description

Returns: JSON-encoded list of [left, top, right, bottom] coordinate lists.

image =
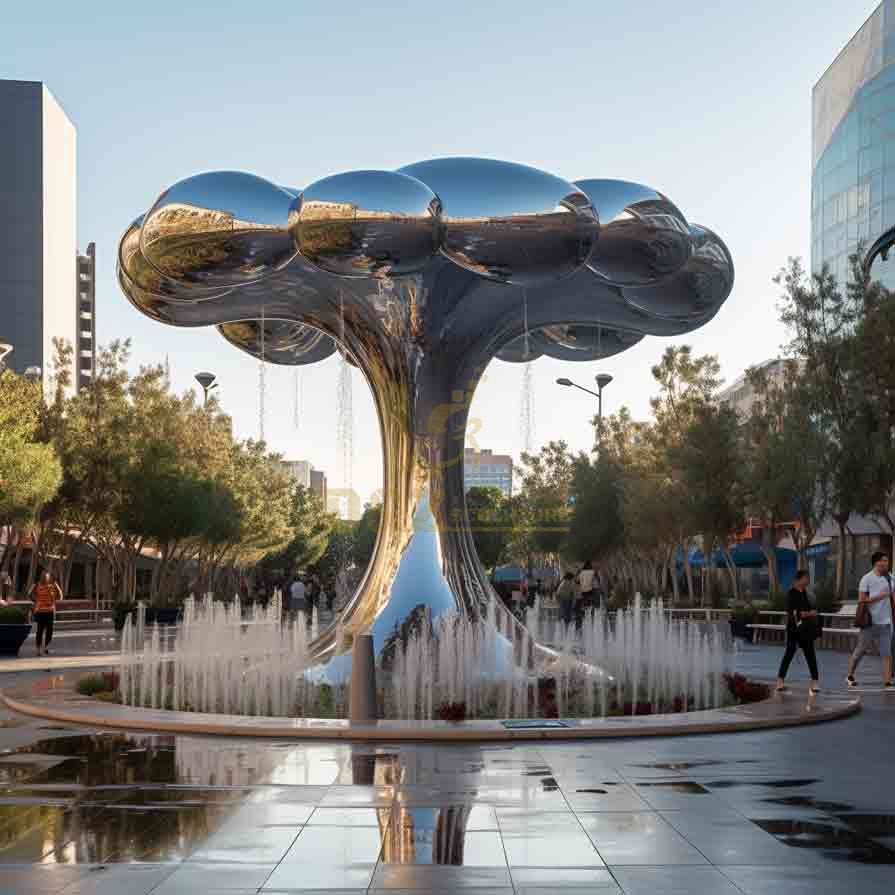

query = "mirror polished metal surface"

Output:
[[140, 171, 298, 288], [218, 320, 337, 366], [622, 225, 733, 323], [496, 325, 644, 363], [399, 157, 598, 285], [116, 158, 734, 674], [292, 170, 442, 278], [575, 179, 691, 287]]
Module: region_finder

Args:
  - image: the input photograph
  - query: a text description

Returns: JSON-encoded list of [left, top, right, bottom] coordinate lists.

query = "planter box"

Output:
[[0, 624, 32, 656]]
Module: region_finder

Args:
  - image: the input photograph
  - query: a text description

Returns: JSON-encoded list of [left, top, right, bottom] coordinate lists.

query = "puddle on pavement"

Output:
[[753, 818, 895, 863], [707, 778, 820, 789], [835, 814, 895, 837], [0, 732, 291, 864], [764, 796, 855, 813], [633, 760, 760, 771], [636, 782, 710, 794], [576, 788, 609, 794]]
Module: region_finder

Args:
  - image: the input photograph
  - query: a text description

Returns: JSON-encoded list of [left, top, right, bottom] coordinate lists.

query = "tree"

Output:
[[354, 503, 382, 571], [465, 486, 510, 571], [744, 361, 825, 585], [511, 441, 574, 563], [777, 257, 873, 598], [564, 454, 624, 566], [647, 346, 722, 602], [0, 370, 62, 577], [266, 485, 334, 577], [670, 402, 745, 602]]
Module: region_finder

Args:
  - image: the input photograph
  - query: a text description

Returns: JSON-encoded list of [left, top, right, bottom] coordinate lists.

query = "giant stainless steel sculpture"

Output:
[[118, 157, 733, 674]]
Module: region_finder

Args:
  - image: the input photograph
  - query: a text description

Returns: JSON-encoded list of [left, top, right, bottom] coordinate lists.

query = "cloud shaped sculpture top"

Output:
[[118, 157, 733, 672]]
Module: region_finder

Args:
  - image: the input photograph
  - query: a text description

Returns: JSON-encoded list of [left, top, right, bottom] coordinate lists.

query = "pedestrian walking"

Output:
[[776, 570, 820, 694], [578, 561, 596, 612], [847, 551, 895, 689], [290, 576, 307, 619], [27, 570, 62, 656], [556, 571, 576, 627]]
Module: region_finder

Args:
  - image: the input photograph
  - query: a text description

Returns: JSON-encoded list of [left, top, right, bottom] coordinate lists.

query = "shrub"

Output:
[[723, 673, 770, 704], [437, 701, 467, 722], [812, 577, 838, 614], [731, 604, 757, 625], [113, 602, 135, 630], [76, 671, 119, 697], [0, 606, 29, 625]]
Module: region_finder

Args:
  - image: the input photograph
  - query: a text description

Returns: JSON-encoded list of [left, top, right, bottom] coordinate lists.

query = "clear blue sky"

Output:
[[2, 1, 880, 504]]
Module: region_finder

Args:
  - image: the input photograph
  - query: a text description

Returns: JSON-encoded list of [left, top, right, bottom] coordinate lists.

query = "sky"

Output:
[[2, 0, 881, 506]]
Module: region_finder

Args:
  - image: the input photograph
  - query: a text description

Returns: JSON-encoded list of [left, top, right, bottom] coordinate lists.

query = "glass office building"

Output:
[[812, 1, 895, 288]]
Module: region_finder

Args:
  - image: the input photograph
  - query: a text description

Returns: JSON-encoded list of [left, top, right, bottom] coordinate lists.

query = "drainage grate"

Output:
[[501, 719, 569, 730]]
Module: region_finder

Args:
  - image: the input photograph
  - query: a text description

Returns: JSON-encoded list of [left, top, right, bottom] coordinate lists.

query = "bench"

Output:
[[747, 621, 859, 650]]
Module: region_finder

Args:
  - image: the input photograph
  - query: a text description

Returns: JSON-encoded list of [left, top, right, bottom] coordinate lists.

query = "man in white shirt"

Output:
[[290, 577, 307, 619], [847, 551, 894, 688]]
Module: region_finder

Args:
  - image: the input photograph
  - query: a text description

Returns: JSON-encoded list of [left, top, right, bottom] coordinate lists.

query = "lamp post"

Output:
[[195, 371, 218, 406], [556, 373, 614, 444]]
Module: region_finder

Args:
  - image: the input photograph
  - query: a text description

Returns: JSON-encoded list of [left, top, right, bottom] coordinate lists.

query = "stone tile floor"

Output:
[[0, 643, 892, 893]]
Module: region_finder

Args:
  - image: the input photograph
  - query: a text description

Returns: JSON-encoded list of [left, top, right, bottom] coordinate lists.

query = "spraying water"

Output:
[[118, 592, 731, 720]]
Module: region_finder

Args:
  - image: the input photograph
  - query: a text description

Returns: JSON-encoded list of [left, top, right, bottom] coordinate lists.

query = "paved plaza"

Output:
[[0, 643, 891, 894]]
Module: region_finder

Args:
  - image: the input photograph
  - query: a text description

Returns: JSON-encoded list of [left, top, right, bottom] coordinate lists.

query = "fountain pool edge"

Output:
[[1, 676, 860, 741]]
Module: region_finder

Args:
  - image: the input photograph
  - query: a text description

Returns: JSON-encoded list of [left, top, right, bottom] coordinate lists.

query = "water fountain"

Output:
[[117, 158, 734, 683], [119, 593, 731, 720]]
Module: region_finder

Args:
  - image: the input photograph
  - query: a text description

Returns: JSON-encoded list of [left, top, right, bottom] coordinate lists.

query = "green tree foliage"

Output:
[[465, 486, 510, 571], [0, 370, 62, 527], [268, 485, 334, 577], [564, 454, 624, 565], [353, 502, 382, 571]]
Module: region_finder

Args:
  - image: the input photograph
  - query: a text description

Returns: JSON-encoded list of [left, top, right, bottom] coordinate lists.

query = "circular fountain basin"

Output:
[[1, 675, 859, 742]]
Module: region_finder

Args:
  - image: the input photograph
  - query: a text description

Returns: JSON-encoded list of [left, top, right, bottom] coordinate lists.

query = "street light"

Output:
[[195, 371, 218, 406], [556, 372, 614, 441]]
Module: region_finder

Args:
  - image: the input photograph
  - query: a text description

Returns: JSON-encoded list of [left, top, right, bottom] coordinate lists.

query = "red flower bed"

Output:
[[724, 673, 770, 704]]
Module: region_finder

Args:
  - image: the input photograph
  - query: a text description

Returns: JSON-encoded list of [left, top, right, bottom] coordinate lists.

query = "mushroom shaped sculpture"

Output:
[[117, 157, 733, 675]]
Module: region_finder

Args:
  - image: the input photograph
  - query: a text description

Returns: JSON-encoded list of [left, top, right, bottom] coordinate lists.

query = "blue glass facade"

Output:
[[812, 1, 895, 288]]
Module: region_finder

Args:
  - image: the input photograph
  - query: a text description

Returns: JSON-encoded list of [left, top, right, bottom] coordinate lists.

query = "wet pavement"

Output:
[[0, 644, 892, 892]]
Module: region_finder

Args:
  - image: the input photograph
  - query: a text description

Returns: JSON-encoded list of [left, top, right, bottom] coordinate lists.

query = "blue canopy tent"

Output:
[[675, 544, 798, 590]]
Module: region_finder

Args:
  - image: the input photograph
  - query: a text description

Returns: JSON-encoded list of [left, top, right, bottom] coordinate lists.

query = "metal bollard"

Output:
[[349, 634, 377, 723]]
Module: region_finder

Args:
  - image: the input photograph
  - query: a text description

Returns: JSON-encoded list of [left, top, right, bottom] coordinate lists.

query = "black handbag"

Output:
[[797, 616, 821, 643]]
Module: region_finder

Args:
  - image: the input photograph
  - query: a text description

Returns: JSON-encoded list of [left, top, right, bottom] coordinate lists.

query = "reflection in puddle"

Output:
[[632, 759, 760, 771], [636, 782, 710, 794], [707, 779, 820, 789], [763, 796, 855, 813], [753, 819, 895, 864]]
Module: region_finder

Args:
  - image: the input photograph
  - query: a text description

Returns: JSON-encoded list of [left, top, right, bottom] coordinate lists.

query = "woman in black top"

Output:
[[776, 569, 820, 693]]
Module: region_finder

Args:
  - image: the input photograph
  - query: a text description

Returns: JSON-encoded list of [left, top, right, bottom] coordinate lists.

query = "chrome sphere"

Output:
[[400, 157, 598, 286], [575, 179, 691, 287], [622, 225, 733, 323], [140, 171, 298, 288], [292, 170, 441, 279]]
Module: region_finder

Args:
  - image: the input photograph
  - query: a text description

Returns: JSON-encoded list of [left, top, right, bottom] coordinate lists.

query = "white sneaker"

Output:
[[846, 676, 858, 688]]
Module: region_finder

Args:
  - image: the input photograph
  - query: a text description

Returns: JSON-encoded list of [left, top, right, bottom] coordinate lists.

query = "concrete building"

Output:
[[279, 459, 312, 489], [812, 2, 895, 288], [0, 80, 80, 387], [76, 243, 96, 391], [464, 448, 513, 498], [328, 488, 362, 521], [310, 469, 327, 505], [717, 358, 791, 420]]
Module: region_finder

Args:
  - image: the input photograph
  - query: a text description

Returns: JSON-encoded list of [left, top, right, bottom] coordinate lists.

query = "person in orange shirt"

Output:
[[28, 570, 63, 656]]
